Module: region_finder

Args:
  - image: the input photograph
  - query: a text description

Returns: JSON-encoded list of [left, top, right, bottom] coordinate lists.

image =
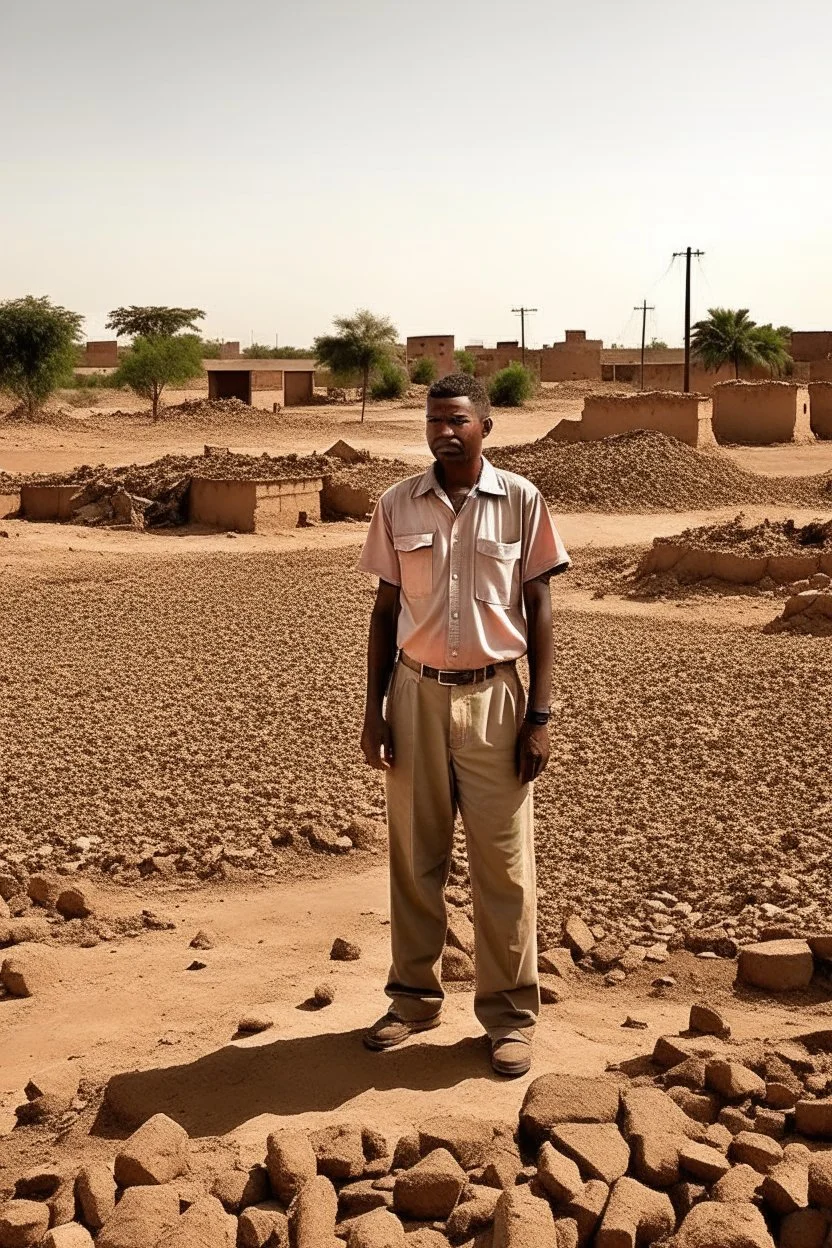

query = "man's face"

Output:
[[425, 396, 492, 463]]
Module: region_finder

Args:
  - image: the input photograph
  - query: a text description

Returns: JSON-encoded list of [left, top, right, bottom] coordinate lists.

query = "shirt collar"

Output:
[[413, 455, 506, 498]]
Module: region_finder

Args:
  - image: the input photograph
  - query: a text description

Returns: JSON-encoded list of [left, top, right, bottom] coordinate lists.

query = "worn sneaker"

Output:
[[363, 1011, 442, 1051], [490, 1034, 532, 1077]]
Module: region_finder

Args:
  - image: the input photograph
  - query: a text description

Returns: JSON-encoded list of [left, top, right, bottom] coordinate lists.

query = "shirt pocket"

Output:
[[475, 537, 522, 607], [394, 532, 435, 598]]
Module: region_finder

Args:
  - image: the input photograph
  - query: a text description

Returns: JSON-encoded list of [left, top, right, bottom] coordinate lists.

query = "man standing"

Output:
[[359, 373, 570, 1076]]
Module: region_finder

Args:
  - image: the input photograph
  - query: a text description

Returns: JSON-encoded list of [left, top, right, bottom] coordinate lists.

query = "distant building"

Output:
[[219, 341, 241, 359], [81, 340, 118, 368], [462, 329, 602, 381], [203, 358, 316, 407], [406, 335, 455, 376]]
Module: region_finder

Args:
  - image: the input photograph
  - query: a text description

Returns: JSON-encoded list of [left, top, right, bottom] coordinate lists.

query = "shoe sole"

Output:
[[363, 1015, 442, 1051], [491, 1058, 531, 1077]]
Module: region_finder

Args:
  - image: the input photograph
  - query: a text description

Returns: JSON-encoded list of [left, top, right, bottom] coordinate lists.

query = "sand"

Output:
[[2, 384, 832, 1236]]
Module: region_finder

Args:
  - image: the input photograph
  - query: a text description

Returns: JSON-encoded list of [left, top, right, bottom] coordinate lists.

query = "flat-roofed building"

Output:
[[204, 358, 316, 407]]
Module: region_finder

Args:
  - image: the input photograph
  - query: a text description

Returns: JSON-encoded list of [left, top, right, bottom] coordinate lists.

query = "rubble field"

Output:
[[5, 430, 832, 534], [1, 546, 829, 954], [326, 429, 832, 514]]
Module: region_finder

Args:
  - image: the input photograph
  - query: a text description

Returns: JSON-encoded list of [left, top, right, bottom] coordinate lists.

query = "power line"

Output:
[[511, 307, 537, 367], [672, 247, 705, 392], [634, 299, 656, 391]]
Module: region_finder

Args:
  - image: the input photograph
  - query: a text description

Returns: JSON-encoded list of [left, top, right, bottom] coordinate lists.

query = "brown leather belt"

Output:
[[399, 651, 513, 686]]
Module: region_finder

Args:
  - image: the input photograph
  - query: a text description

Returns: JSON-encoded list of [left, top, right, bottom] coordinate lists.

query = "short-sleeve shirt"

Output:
[[359, 456, 570, 669]]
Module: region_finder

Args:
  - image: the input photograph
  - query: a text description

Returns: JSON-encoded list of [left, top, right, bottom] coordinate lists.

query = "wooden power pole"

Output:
[[511, 306, 537, 367], [672, 247, 704, 391], [634, 299, 655, 391]]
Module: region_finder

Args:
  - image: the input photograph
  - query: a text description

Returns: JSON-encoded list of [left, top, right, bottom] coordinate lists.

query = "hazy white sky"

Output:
[[3, 0, 831, 349]]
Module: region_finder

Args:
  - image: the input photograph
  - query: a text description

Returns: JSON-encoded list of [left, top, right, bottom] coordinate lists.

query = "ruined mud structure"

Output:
[[712, 382, 814, 446], [637, 518, 832, 585], [809, 383, 832, 440], [545, 393, 716, 450]]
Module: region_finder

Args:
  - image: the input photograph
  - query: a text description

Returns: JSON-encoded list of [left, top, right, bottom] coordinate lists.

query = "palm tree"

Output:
[[313, 309, 398, 422], [691, 308, 792, 379]]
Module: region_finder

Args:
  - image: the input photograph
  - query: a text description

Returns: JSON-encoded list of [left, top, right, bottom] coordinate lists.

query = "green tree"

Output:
[[106, 306, 205, 338], [115, 334, 204, 421], [313, 309, 398, 422], [691, 308, 793, 379], [454, 349, 476, 375], [410, 356, 437, 385], [488, 362, 536, 407], [647, 337, 668, 350], [242, 343, 311, 359], [0, 295, 83, 418], [200, 338, 224, 359], [371, 359, 408, 399]]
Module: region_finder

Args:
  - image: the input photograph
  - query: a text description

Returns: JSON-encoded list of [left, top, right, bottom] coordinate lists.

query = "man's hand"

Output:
[[517, 720, 549, 784], [361, 709, 394, 770]]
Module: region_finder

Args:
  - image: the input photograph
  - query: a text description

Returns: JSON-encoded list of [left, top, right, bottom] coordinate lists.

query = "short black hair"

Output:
[[427, 372, 491, 420]]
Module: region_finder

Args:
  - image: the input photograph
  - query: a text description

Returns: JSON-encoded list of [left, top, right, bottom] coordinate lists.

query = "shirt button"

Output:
[[452, 573, 458, 580], [452, 611, 459, 619], [451, 650, 458, 657]]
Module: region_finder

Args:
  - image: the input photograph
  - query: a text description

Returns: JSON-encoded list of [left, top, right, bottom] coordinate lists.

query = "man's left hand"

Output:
[[517, 720, 550, 784]]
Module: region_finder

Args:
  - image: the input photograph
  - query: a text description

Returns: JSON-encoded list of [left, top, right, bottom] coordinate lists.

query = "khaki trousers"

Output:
[[383, 657, 539, 1039]]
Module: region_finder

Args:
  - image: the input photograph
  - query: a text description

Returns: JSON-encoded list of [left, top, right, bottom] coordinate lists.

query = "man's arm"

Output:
[[360, 579, 400, 770], [516, 573, 555, 784]]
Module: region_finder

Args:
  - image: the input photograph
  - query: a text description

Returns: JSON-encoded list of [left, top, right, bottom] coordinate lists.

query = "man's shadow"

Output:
[[94, 1029, 490, 1139]]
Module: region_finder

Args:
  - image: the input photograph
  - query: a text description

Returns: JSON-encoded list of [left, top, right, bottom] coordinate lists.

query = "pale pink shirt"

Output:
[[359, 456, 570, 669]]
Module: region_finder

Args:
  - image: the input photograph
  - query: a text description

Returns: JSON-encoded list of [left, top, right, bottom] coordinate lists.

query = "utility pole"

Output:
[[672, 247, 704, 391], [511, 306, 537, 367], [634, 299, 655, 391]]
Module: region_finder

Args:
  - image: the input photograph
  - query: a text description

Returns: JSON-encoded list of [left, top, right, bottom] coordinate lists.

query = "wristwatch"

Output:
[[525, 708, 551, 726]]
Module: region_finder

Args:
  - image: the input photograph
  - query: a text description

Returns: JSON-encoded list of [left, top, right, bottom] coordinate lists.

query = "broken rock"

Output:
[[0, 1200, 50, 1248], [330, 937, 361, 962], [595, 1175, 674, 1247], [492, 1185, 556, 1247], [43, 1227, 95, 1248], [1, 944, 59, 997], [562, 915, 595, 958], [237, 1201, 288, 1248], [393, 1148, 466, 1220], [536, 1142, 584, 1203], [738, 939, 814, 992], [114, 1113, 190, 1187], [418, 1115, 514, 1170], [671, 1199, 775, 1247], [266, 1130, 317, 1205], [550, 1123, 630, 1185], [75, 1164, 117, 1231], [289, 1176, 337, 1247], [520, 1074, 620, 1143], [155, 1194, 236, 1248], [689, 1003, 731, 1039], [96, 1185, 181, 1248], [310, 1123, 366, 1180]]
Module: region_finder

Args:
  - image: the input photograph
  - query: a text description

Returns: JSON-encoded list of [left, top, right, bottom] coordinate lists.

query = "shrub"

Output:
[[488, 362, 536, 407], [409, 357, 437, 385], [370, 360, 408, 400], [68, 372, 122, 390], [454, 349, 476, 376]]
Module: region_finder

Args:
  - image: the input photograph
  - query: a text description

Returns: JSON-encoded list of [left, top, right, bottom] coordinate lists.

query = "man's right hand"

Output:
[[361, 710, 394, 770]]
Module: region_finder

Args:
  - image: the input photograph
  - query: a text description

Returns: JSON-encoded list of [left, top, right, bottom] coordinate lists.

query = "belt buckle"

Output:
[[437, 669, 458, 686]]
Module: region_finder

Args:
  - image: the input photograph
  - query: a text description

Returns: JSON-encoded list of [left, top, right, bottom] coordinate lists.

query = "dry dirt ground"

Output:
[[2, 386, 832, 1241]]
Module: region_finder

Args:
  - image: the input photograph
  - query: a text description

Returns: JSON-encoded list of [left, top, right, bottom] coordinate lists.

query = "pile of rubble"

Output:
[[323, 431, 832, 514], [767, 574, 832, 635], [489, 430, 832, 513], [4, 448, 397, 530], [7, 1006, 832, 1246], [636, 518, 832, 587]]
